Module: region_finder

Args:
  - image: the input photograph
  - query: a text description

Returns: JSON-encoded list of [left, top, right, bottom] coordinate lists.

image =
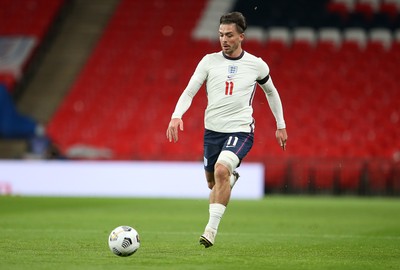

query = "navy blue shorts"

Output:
[[203, 129, 254, 172]]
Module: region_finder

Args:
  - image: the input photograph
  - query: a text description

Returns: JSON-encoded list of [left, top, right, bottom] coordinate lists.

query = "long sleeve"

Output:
[[259, 76, 286, 129], [171, 56, 208, 119], [171, 89, 195, 119]]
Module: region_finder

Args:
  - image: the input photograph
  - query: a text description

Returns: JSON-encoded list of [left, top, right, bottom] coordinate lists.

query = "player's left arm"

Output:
[[259, 76, 288, 150]]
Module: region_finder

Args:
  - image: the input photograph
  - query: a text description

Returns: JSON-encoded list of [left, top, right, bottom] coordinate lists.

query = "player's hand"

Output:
[[166, 118, 184, 143], [276, 128, 288, 151]]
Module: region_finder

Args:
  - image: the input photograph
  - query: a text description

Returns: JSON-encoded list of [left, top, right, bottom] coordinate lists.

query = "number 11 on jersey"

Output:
[[225, 81, 234, 95]]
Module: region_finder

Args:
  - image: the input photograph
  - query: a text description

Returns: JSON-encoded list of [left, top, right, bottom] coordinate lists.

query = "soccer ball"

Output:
[[108, 225, 140, 256]]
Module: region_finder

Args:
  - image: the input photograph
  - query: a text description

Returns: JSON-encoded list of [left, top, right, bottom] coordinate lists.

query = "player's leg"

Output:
[[212, 151, 240, 205], [211, 132, 253, 204], [200, 132, 253, 248], [205, 170, 215, 189], [205, 162, 239, 192], [203, 130, 223, 200], [200, 151, 240, 248], [205, 170, 216, 204], [203, 130, 242, 192], [201, 131, 226, 248]]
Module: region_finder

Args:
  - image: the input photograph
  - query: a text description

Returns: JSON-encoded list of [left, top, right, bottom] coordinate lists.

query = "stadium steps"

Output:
[[0, 0, 66, 92], [16, 0, 120, 125], [46, 0, 208, 159], [0, 0, 119, 158]]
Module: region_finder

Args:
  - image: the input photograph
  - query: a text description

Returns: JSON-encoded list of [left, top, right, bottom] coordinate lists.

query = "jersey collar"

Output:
[[222, 50, 244, 60]]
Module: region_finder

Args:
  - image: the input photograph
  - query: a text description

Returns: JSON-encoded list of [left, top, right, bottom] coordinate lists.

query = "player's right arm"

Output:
[[166, 55, 209, 143]]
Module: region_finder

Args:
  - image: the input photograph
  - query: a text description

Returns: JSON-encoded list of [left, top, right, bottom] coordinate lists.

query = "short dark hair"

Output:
[[220, 12, 247, 34]]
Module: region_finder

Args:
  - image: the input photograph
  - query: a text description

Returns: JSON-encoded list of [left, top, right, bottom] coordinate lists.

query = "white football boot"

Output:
[[199, 228, 217, 248]]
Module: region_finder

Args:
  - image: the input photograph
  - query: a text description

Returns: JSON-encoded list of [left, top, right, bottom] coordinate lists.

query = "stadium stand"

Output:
[[47, 0, 208, 160], [0, 0, 66, 92], [11, 0, 394, 195], [0, 0, 66, 160]]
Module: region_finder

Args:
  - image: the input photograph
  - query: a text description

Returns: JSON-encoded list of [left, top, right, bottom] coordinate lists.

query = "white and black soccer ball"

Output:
[[108, 225, 140, 257]]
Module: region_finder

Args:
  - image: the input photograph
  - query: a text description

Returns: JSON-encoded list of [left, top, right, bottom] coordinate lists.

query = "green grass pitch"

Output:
[[0, 196, 399, 270]]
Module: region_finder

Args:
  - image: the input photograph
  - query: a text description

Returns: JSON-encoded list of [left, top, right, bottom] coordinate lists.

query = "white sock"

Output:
[[205, 203, 226, 231]]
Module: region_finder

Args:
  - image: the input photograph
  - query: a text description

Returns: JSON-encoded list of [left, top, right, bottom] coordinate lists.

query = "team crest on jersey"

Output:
[[228, 65, 238, 75]]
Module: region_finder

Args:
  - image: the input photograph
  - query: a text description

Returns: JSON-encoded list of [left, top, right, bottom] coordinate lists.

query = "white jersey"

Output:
[[171, 51, 285, 133]]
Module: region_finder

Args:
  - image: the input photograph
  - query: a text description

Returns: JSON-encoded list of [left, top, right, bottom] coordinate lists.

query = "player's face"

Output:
[[219, 24, 244, 57]]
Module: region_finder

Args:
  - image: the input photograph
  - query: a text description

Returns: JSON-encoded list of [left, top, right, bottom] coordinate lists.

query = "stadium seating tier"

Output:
[[46, 0, 399, 164]]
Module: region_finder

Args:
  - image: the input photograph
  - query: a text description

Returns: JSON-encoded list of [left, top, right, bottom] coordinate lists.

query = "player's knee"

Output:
[[214, 163, 230, 183], [216, 150, 239, 175]]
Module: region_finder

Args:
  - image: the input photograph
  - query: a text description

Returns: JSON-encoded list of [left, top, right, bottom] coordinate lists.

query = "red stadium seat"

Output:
[[327, 0, 356, 17]]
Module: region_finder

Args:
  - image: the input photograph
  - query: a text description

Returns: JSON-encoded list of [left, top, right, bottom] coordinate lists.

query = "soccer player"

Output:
[[166, 12, 287, 248]]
